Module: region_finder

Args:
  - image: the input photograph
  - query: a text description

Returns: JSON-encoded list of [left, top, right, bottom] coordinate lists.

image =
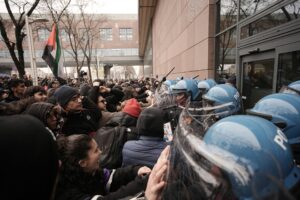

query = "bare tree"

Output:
[[60, 12, 86, 78], [0, 0, 40, 77], [58, 0, 106, 82], [40, 0, 72, 23], [77, 3, 106, 81]]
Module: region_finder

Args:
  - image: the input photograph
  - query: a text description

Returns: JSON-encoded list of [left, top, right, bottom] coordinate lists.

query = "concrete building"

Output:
[[0, 13, 142, 79], [138, 0, 300, 108]]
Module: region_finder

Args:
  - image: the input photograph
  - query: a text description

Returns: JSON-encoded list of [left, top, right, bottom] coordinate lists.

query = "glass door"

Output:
[[241, 51, 275, 109]]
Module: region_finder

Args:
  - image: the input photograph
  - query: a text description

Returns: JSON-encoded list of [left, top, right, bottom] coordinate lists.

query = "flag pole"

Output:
[[57, 24, 68, 79]]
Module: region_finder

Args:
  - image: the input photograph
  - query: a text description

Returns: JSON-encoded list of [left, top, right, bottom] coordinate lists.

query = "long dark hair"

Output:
[[57, 134, 91, 174], [56, 135, 104, 193], [24, 86, 46, 98]]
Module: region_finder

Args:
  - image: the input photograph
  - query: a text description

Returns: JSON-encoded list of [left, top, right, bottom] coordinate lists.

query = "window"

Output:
[[277, 50, 300, 91], [119, 28, 133, 40], [61, 29, 68, 42], [240, 0, 278, 21], [38, 28, 50, 41], [216, 28, 237, 82], [100, 28, 113, 41], [240, 0, 300, 39], [217, 0, 238, 32]]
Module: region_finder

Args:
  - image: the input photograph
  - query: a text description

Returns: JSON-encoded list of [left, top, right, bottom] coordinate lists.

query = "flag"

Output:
[[42, 24, 64, 78]]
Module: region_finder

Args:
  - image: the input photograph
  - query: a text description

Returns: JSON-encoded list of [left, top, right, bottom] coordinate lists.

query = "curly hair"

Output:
[[24, 86, 46, 98], [57, 135, 92, 183], [56, 134, 104, 194]]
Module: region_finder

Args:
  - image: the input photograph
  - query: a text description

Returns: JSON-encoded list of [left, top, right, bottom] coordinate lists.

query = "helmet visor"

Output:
[[163, 110, 251, 199], [154, 83, 177, 109]]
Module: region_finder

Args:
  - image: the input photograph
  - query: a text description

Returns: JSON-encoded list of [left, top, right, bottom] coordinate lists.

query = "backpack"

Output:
[[94, 124, 129, 169]]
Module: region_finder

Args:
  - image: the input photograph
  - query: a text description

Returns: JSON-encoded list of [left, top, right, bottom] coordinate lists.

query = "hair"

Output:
[[56, 134, 102, 194], [57, 134, 92, 172], [47, 88, 57, 98], [23, 86, 46, 98], [122, 86, 135, 101], [8, 79, 24, 90]]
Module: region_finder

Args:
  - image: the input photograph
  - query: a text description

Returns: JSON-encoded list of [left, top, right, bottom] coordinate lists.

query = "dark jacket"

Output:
[[61, 97, 101, 136], [105, 112, 138, 140], [122, 136, 167, 168], [122, 107, 167, 168], [55, 166, 147, 200], [0, 97, 36, 115], [3, 93, 21, 103]]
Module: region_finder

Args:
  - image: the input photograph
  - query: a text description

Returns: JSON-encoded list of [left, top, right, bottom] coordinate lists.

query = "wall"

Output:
[[152, 0, 215, 80]]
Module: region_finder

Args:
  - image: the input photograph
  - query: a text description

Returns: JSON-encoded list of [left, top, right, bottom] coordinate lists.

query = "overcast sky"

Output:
[[0, 0, 138, 14]]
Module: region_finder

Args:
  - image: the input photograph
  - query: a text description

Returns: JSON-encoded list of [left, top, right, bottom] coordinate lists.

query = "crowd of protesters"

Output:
[[1, 73, 300, 200]]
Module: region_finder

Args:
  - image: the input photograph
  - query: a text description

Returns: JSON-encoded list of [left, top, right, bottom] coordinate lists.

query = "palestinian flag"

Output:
[[42, 24, 64, 77]]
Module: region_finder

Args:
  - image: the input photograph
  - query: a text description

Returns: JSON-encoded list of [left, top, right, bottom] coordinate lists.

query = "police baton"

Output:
[[192, 75, 199, 79]]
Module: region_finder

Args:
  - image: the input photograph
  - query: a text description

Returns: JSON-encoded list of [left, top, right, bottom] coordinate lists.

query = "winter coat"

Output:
[[122, 136, 167, 168], [61, 97, 101, 136], [0, 97, 36, 115], [99, 111, 115, 127], [55, 166, 147, 200]]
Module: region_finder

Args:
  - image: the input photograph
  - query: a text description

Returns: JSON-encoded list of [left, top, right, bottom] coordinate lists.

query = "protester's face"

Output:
[[80, 139, 101, 173], [47, 108, 59, 130], [1, 91, 9, 99], [52, 81, 60, 89], [65, 94, 82, 112], [34, 91, 47, 102], [13, 83, 26, 96], [176, 92, 187, 106], [97, 96, 107, 111]]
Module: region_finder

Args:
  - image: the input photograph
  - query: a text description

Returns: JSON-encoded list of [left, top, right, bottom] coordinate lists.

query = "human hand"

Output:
[[99, 86, 110, 93], [145, 145, 170, 200], [138, 166, 151, 176]]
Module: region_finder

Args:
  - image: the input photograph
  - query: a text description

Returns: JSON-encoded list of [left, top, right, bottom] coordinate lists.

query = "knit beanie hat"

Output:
[[137, 107, 164, 138], [0, 115, 58, 199], [25, 102, 54, 126], [54, 86, 78, 108], [122, 98, 141, 118]]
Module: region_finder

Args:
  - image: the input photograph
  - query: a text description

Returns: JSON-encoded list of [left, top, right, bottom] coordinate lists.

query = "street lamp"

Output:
[[25, 15, 49, 85]]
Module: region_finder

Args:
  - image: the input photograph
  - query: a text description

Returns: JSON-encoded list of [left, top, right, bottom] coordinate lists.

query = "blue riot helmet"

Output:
[[197, 79, 217, 94], [163, 114, 300, 199], [289, 80, 300, 93], [202, 84, 241, 118], [172, 79, 200, 103], [280, 80, 300, 96], [164, 80, 178, 88], [202, 115, 300, 199], [247, 93, 300, 145], [247, 93, 300, 163]]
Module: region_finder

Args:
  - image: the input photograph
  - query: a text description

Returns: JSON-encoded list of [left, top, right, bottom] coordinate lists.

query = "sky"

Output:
[[0, 0, 138, 14]]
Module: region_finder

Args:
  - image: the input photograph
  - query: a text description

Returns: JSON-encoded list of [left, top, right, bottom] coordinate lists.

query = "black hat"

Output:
[[54, 86, 78, 108], [25, 102, 54, 126], [137, 107, 164, 138]]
